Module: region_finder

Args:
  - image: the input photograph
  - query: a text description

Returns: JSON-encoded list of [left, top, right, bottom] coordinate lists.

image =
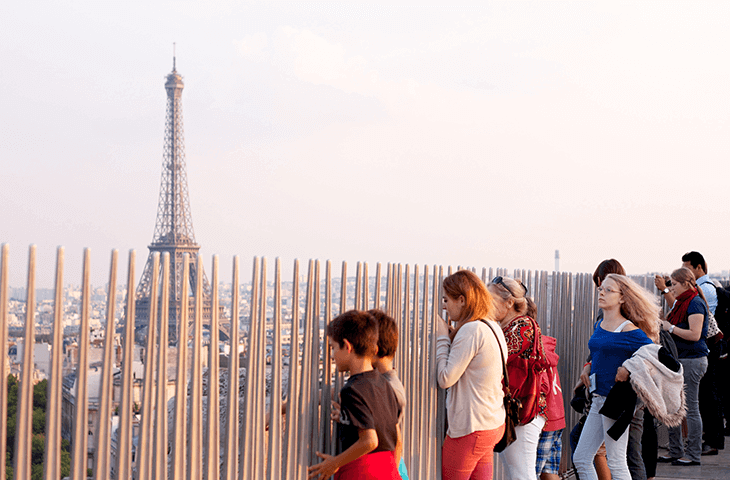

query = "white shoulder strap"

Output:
[[614, 320, 633, 332]]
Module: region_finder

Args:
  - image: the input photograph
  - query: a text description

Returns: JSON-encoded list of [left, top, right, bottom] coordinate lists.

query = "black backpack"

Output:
[[715, 285, 730, 333], [699, 280, 730, 333]]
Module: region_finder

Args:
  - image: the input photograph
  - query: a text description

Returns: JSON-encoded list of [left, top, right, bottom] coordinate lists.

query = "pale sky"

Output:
[[1, 1, 729, 288]]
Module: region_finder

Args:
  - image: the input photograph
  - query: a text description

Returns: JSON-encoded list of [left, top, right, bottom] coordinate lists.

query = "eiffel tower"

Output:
[[135, 55, 213, 343]]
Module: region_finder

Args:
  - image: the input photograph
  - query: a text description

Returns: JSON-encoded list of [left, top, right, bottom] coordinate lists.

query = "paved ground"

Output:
[[654, 446, 730, 480]]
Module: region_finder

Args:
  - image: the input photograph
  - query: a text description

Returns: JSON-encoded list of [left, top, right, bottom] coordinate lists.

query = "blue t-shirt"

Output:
[[588, 321, 652, 396], [672, 296, 709, 359]]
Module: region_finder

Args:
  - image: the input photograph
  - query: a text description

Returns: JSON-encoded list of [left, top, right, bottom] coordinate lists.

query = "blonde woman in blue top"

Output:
[[573, 274, 659, 480]]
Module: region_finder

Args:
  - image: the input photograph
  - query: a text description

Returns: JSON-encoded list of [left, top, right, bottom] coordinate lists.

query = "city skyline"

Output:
[[2, 2, 729, 288]]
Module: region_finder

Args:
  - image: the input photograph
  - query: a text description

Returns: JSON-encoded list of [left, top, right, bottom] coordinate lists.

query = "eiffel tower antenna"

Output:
[[134, 58, 213, 343]]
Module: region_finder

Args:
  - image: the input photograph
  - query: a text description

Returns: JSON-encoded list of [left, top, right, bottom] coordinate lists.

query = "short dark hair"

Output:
[[682, 251, 707, 273], [327, 310, 378, 357], [368, 309, 398, 358], [593, 259, 626, 287]]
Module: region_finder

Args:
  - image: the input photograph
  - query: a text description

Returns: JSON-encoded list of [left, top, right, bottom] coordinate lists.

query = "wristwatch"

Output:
[[661, 288, 669, 295], [669, 324, 675, 334]]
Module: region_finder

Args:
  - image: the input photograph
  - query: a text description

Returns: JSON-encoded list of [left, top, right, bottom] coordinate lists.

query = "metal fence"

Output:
[[2, 244, 663, 480]]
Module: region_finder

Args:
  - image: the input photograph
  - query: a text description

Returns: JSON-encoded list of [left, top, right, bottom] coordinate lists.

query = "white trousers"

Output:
[[499, 415, 546, 480], [573, 395, 632, 480]]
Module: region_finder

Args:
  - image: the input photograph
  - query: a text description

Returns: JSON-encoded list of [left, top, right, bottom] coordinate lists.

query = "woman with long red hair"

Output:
[[436, 270, 507, 480]]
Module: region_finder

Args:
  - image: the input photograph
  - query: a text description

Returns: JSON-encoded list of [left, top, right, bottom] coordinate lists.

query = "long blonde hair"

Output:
[[605, 274, 660, 343]]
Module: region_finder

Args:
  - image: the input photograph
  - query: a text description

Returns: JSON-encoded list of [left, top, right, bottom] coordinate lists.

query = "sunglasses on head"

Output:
[[492, 276, 528, 297]]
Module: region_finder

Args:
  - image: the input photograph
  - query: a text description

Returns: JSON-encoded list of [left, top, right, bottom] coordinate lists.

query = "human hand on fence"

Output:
[[331, 400, 341, 423], [436, 313, 450, 338], [308, 452, 339, 480]]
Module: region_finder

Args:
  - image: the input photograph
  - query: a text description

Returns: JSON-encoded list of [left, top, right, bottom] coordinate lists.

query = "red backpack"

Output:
[[541, 335, 566, 431]]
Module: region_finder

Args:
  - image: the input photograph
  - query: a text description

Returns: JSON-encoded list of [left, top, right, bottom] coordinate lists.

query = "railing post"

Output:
[[0, 244, 10, 480], [93, 249, 118, 480]]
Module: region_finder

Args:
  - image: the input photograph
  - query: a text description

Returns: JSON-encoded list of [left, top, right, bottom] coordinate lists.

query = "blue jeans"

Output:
[[668, 356, 708, 462], [573, 395, 633, 480]]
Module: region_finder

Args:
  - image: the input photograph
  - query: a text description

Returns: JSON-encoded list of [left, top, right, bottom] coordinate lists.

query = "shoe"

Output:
[[657, 455, 679, 463], [671, 458, 701, 466], [701, 444, 719, 456]]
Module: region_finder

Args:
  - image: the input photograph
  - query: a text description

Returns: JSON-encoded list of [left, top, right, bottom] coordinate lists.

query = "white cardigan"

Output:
[[436, 319, 507, 438], [623, 343, 686, 427]]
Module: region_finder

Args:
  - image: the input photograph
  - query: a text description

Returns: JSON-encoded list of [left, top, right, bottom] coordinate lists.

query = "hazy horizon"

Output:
[[2, 2, 729, 288]]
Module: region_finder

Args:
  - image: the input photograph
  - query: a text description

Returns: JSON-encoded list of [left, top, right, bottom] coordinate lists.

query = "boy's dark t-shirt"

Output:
[[337, 369, 400, 455]]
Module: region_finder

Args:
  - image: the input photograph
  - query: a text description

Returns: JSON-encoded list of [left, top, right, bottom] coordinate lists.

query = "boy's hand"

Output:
[[331, 400, 341, 423], [308, 452, 339, 480]]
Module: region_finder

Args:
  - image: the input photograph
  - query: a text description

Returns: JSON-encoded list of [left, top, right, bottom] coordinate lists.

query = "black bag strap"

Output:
[[479, 319, 509, 390]]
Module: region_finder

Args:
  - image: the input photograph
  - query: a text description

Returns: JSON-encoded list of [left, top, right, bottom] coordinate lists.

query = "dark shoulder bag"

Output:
[[480, 319, 521, 453]]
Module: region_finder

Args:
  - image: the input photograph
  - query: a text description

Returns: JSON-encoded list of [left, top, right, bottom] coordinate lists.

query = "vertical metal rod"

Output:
[[395, 264, 402, 365], [423, 265, 441, 478], [435, 265, 446, 475], [333, 261, 346, 408], [171, 254, 190, 480], [71, 248, 91, 480], [355, 262, 362, 310], [311, 261, 322, 458], [392, 263, 402, 377], [374, 263, 382, 310], [0, 244, 7, 480], [385, 263, 392, 315], [254, 258, 267, 479], [297, 260, 315, 476], [117, 250, 136, 480], [267, 258, 283, 480], [222, 256, 240, 480], [239, 257, 259, 480], [418, 265, 431, 478], [0, 245, 7, 480], [153, 252, 170, 480], [94, 249, 118, 480], [137, 252, 160, 480], [206, 255, 221, 480], [282, 259, 300, 480], [322, 260, 334, 455], [188, 254, 205, 480], [14, 245, 36, 479], [363, 262, 369, 310], [43, 247, 64, 480], [404, 264, 415, 467]]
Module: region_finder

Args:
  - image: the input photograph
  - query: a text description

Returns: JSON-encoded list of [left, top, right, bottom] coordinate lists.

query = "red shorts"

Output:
[[334, 450, 400, 480]]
